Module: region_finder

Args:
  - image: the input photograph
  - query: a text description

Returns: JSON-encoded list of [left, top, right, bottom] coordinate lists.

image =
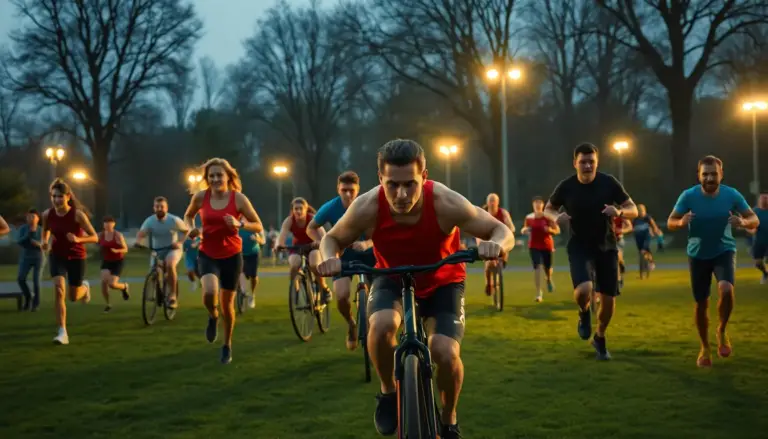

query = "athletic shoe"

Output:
[[53, 327, 69, 345], [441, 423, 463, 439], [206, 316, 218, 343], [221, 345, 232, 364], [373, 392, 397, 436], [81, 280, 91, 304], [591, 334, 611, 360], [547, 279, 554, 293], [761, 273, 767, 285], [248, 295, 256, 309], [717, 332, 732, 358], [103, 305, 112, 313], [697, 349, 712, 368], [484, 284, 491, 296], [578, 310, 592, 340], [535, 294, 543, 303], [121, 284, 130, 301]]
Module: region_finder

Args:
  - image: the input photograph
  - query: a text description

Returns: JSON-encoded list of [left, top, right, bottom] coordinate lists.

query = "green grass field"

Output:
[[1, 251, 767, 438]]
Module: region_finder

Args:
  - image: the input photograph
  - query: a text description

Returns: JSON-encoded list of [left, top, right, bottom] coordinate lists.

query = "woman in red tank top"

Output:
[[98, 215, 129, 312], [183, 157, 264, 364], [275, 197, 331, 300], [43, 179, 99, 346]]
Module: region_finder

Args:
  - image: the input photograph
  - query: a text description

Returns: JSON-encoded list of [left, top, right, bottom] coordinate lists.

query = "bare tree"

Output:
[[199, 56, 225, 110], [596, 0, 768, 190], [165, 63, 197, 129], [5, 0, 202, 219], [0, 83, 22, 150], [524, 0, 590, 144], [344, 0, 529, 208], [237, 0, 369, 202]]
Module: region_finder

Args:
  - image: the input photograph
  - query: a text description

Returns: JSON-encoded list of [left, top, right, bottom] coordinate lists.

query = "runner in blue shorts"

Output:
[[667, 155, 759, 368], [747, 192, 768, 284], [632, 204, 662, 279], [239, 227, 265, 308], [307, 171, 375, 350], [183, 235, 201, 291]]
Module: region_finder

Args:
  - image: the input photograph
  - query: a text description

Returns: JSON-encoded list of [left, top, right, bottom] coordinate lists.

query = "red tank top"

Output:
[[525, 215, 555, 251], [199, 189, 242, 259], [290, 213, 314, 246], [99, 231, 124, 261], [372, 180, 465, 298], [489, 207, 507, 224], [47, 207, 86, 260]]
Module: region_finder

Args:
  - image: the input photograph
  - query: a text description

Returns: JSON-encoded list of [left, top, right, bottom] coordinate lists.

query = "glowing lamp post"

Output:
[[273, 165, 289, 226], [612, 141, 630, 183], [742, 101, 767, 196], [438, 144, 459, 187]]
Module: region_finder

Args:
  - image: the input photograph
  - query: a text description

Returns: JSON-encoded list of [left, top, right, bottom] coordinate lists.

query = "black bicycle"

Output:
[[340, 248, 479, 439], [135, 244, 178, 325], [491, 260, 504, 311], [277, 243, 331, 342], [353, 272, 372, 382]]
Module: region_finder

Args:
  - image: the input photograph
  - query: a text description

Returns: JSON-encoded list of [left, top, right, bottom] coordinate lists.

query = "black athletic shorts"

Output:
[[367, 277, 466, 343], [243, 253, 260, 278], [688, 251, 736, 302], [198, 251, 243, 291], [529, 248, 553, 270], [100, 259, 124, 277], [567, 242, 619, 297], [335, 247, 376, 281], [752, 241, 768, 260], [49, 256, 86, 287]]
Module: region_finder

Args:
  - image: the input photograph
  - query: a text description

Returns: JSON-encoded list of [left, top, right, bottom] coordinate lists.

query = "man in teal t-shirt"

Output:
[[239, 228, 265, 309], [667, 155, 759, 368], [748, 192, 768, 284]]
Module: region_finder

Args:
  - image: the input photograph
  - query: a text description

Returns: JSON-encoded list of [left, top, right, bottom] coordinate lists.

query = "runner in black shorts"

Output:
[[545, 143, 638, 360]]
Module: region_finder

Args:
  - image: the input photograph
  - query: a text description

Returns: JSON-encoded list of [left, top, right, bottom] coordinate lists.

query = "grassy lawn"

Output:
[[0, 253, 767, 438]]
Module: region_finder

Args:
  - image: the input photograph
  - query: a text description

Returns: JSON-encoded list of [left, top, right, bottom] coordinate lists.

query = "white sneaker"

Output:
[[248, 295, 256, 309], [761, 274, 768, 285], [535, 294, 543, 303], [53, 328, 69, 345], [81, 280, 91, 304], [191, 281, 197, 292]]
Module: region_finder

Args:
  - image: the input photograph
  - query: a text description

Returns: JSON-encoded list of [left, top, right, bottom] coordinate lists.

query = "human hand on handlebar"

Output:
[[317, 257, 341, 277], [476, 240, 503, 260]]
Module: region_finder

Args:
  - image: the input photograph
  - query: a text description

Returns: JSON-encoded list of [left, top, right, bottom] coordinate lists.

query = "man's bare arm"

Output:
[[320, 190, 377, 260], [618, 199, 639, 220], [544, 201, 562, 223], [439, 189, 514, 253], [667, 210, 687, 231], [548, 218, 561, 235], [738, 207, 760, 230], [306, 218, 327, 242], [502, 210, 516, 233], [75, 211, 99, 244], [235, 192, 264, 233], [276, 216, 292, 248], [0, 215, 9, 236], [41, 210, 51, 248]]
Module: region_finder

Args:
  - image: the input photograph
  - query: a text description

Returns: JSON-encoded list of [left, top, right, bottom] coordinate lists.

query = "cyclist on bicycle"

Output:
[[136, 196, 189, 309], [481, 193, 514, 296], [276, 197, 331, 301], [317, 139, 515, 439], [307, 170, 376, 351]]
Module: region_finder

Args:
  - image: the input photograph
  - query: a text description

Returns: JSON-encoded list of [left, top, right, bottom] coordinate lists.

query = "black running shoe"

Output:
[[373, 392, 397, 436], [206, 316, 218, 343], [578, 309, 592, 340]]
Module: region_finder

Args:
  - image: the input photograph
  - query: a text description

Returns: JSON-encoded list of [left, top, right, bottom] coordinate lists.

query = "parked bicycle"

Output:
[[340, 248, 479, 439]]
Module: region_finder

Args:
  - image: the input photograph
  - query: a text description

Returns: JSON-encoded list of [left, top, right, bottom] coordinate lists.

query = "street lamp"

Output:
[[438, 144, 459, 187], [612, 140, 630, 183], [272, 164, 289, 227], [742, 100, 766, 197], [71, 169, 88, 182], [485, 66, 523, 211], [44, 146, 65, 181]]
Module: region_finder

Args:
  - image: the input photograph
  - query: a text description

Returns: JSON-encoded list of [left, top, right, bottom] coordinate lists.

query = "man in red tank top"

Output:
[[317, 139, 515, 439], [275, 197, 331, 298], [482, 192, 515, 295], [42, 179, 99, 345], [521, 196, 561, 302]]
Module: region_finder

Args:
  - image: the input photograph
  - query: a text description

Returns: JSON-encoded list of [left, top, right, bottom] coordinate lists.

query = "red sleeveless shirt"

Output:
[[47, 207, 86, 260], [290, 213, 314, 246], [489, 206, 508, 223], [99, 231, 124, 261], [199, 190, 242, 259], [372, 180, 465, 298]]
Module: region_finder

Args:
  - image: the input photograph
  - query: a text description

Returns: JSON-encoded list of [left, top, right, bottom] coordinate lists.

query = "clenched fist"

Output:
[[317, 257, 342, 277], [476, 240, 502, 260]]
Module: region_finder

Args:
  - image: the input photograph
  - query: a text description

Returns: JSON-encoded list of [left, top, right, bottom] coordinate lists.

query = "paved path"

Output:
[[0, 262, 755, 293]]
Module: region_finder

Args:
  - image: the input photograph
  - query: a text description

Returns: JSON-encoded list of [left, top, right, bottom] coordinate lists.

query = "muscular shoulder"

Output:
[[433, 181, 470, 218], [74, 210, 89, 222], [192, 190, 207, 205], [351, 186, 380, 219]]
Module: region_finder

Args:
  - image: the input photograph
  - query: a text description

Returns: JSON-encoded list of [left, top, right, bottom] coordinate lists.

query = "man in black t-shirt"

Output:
[[545, 143, 638, 360]]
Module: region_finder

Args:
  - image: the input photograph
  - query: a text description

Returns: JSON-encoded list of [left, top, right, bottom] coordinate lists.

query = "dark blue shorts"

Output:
[[751, 241, 768, 260], [635, 234, 651, 252], [335, 247, 376, 281], [688, 251, 736, 302]]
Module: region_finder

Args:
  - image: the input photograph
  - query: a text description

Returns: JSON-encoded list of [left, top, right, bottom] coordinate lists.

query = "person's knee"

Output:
[[718, 281, 734, 298], [574, 281, 591, 297], [429, 335, 461, 368], [200, 275, 218, 295], [369, 311, 399, 340], [100, 270, 112, 283], [334, 280, 352, 302]]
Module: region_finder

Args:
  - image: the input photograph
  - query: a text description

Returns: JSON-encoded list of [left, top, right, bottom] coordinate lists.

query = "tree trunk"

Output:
[[668, 87, 694, 193], [92, 142, 110, 222]]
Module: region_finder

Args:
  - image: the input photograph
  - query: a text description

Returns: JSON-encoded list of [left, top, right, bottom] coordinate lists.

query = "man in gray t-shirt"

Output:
[[136, 196, 188, 308]]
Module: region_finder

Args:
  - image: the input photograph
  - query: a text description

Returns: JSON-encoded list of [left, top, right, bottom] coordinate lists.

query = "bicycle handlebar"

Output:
[[275, 243, 319, 253], [133, 243, 177, 253], [339, 248, 479, 278]]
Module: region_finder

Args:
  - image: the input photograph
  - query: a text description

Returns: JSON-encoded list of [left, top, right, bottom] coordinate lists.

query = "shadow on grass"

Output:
[[508, 300, 573, 321]]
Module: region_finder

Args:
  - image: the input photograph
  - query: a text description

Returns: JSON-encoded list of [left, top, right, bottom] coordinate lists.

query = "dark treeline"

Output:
[[1, 0, 767, 228]]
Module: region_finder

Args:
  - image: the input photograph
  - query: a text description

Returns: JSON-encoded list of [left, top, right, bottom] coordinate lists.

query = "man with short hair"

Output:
[[545, 142, 638, 360], [668, 156, 759, 367], [307, 171, 376, 350], [482, 193, 514, 295], [136, 196, 189, 308], [748, 192, 768, 284], [317, 139, 514, 439], [521, 196, 560, 302]]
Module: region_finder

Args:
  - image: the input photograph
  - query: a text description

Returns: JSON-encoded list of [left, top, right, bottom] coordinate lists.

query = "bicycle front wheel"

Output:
[[142, 273, 159, 326], [163, 283, 177, 321], [316, 285, 331, 333], [400, 354, 431, 439], [357, 285, 371, 383], [289, 274, 314, 342], [495, 263, 504, 312]]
